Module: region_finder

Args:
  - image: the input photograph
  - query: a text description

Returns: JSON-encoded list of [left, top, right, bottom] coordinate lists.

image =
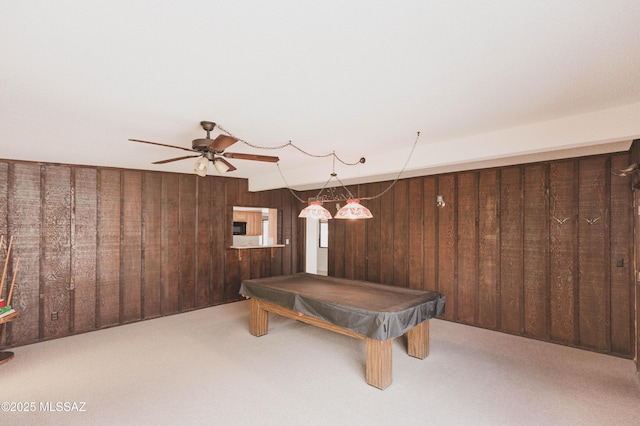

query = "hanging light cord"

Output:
[[217, 124, 364, 166], [218, 123, 419, 203], [360, 131, 420, 201]]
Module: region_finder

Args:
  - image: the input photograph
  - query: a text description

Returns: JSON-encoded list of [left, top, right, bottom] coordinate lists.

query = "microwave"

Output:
[[232, 221, 247, 235]]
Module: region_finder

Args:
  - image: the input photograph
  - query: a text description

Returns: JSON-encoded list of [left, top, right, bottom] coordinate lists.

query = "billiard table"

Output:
[[239, 273, 445, 389]]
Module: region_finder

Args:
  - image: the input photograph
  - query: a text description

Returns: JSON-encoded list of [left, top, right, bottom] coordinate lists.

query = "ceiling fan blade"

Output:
[[210, 134, 238, 152], [217, 158, 237, 172], [129, 139, 196, 153], [152, 155, 200, 164], [223, 152, 280, 163]]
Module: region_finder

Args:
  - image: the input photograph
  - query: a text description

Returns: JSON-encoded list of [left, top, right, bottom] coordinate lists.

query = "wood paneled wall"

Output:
[[631, 140, 640, 368], [1, 150, 636, 361], [326, 152, 635, 358], [0, 161, 300, 348]]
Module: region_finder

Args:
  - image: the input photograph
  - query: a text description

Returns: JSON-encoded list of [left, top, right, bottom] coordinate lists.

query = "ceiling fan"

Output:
[[129, 121, 279, 176]]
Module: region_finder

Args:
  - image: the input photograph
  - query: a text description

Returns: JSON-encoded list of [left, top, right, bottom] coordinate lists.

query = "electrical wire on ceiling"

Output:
[[216, 124, 366, 166], [217, 124, 421, 204]]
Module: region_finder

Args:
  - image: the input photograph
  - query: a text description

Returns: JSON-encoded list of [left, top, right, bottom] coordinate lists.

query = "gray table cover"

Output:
[[239, 273, 446, 340]]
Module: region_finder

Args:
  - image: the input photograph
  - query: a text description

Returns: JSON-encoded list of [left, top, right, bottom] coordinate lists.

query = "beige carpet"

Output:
[[1, 300, 639, 425]]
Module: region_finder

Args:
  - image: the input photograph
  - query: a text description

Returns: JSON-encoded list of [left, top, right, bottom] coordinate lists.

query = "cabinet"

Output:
[[233, 211, 262, 236]]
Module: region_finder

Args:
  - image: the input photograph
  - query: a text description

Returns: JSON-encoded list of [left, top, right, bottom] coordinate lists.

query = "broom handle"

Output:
[[0, 235, 13, 298], [7, 257, 20, 306]]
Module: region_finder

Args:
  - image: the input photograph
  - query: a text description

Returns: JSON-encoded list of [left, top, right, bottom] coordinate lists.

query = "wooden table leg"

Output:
[[365, 338, 392, 389], [407, 320, 429, 359], [0, 351, 14, 364], [249, 298, 269, 336], [0, 319, 15, 365]]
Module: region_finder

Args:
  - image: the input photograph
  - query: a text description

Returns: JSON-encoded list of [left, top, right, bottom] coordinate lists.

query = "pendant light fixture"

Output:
[[298, 201, 332, 220], [293, 152, 372, 219], [334, 199, 372, 219]]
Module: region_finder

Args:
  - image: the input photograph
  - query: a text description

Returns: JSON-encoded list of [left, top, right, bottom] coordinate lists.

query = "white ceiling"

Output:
[[2, 1, 640, 191]]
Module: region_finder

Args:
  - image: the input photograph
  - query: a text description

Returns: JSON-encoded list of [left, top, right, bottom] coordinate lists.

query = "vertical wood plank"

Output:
[[290, 196, 300, 275], [196, 177, 211, 308], [225, 179, 240, 206], [97, 169, 121, 327], [353, 207, 367, 281], [0, 162, 6, 240], [523, 164, 549, 339], [610, 153, 633, 356], [578, 157, 609, 351], [7, 163, 41, 345], [261, 247, 271, 278], [437, 175, 456, 321], [73, 168, 97, 333], [121, 170, 142, 323], [281, 190, 294, 276], [379, 181, 395, 285], [478, 169, 499, 329], [500, 167, 523, 334], [393, 180, 409, 287], [250, 248, 262, 279], [408, 178, 424, 290], [239, 250, 251, 294], [224, 249, 240, 302], [269, 190, 284, 277], [332, 212, 346, 277], [42, 165, 71, 339], [296, 215, 306, 273], [422, 177, 437, 292], [365, 182, 382, 283], [179, 175, 197, 311], [210, 177, 226, 304], [142, 172, 162, 319], [161, 174, 179, 315], [0, 162, 6, 233], [343, 192, 356, 279], [238, 178, 250, 206], [635, 142, 640, 369], [457, 171, 478, 324], [549, 160, 578, 344]]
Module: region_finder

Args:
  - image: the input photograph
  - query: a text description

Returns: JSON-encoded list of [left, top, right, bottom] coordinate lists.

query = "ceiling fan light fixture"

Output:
[[213, 158, 230, 174], [298, 201, 332, 220], [194, 156, 208, 177], [130, 121, 278, 174], [334, 199, 372, 219]]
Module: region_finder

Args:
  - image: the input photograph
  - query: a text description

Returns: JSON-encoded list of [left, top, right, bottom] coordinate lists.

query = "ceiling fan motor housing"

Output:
[[192, 138, 214, 151], [193, 121, 217, 151]]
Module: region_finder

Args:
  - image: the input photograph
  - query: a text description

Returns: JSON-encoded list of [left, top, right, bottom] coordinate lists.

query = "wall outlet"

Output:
[[51, 312, 58, 321]]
